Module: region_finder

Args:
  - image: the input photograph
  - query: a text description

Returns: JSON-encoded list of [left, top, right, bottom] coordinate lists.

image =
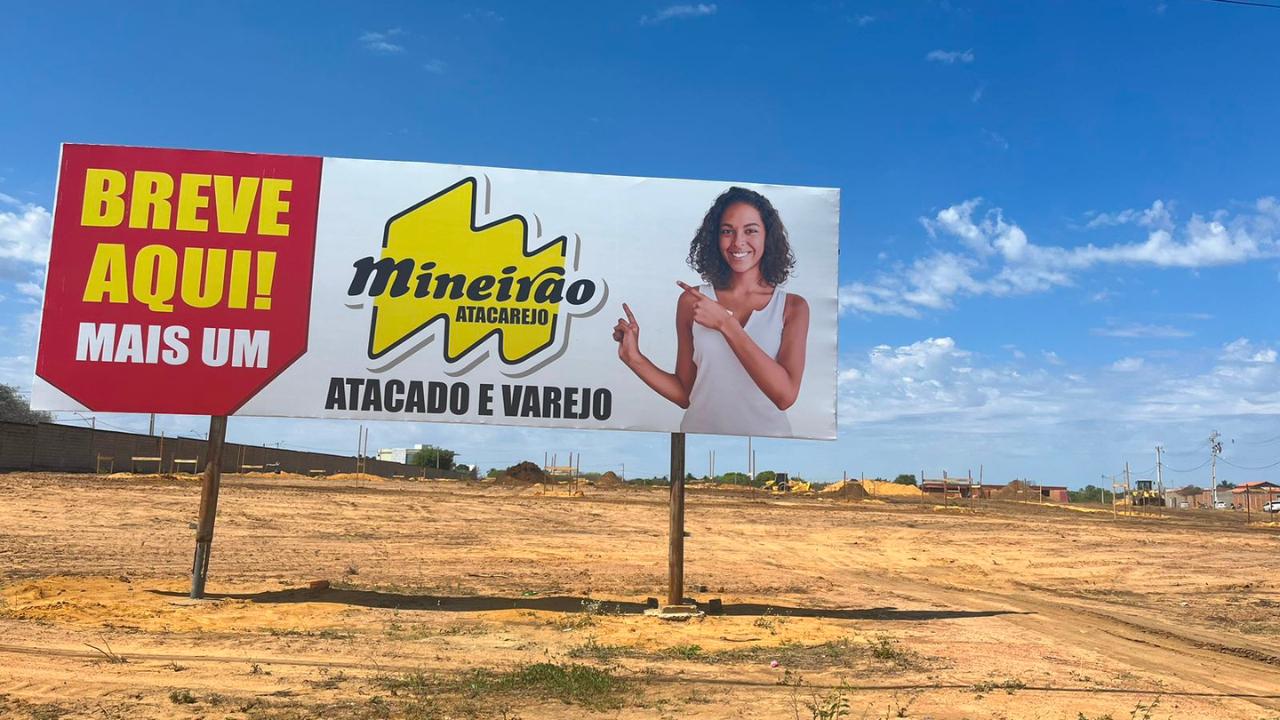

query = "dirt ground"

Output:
[[1, 472, 1278, 720]]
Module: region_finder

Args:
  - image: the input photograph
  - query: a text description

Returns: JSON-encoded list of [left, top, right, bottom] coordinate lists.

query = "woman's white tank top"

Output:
[[680, 284, 792, 437]]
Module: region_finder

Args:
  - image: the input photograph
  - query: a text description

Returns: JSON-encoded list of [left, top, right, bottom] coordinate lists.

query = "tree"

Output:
[[410, 445, 456, 471], [0, 384, 52, 424], [1068, 484, 1106, 503], [1217, 480, 1236, 489], [756, 470, 777, 485], [893, 474, 917, 486]]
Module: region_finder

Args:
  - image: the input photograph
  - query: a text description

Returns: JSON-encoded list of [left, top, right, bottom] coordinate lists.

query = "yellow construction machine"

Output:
[[763, 473, 812, 494], [1129, 479, 1165, 507]]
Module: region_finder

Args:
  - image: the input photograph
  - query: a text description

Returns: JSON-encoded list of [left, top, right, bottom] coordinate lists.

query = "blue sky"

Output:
[[3, 1, 1280, 487]]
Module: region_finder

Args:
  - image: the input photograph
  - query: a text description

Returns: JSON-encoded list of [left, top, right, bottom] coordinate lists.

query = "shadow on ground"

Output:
[[151, 587, 1025, 621]]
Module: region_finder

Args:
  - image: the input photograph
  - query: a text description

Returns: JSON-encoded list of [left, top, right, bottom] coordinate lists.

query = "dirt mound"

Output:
[[992, 479, 1033, 500], [496, 461, 547, 486], [324, 472, 383, 482], [595, 471, 623, 487], [820, 480, 869, 499], [861, 479, 922, 497]]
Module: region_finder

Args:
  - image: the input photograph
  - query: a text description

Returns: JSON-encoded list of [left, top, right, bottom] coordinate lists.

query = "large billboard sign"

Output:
[[34, 144, 839, 439]]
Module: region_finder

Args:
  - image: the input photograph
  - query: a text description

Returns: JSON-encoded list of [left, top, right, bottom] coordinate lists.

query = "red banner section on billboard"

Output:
[[36, 145, 322, 415]]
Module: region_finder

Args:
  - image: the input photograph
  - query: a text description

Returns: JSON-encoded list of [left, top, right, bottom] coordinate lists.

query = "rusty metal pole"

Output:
[[190, 415, 227, 599], [668, 432, 686, 607]]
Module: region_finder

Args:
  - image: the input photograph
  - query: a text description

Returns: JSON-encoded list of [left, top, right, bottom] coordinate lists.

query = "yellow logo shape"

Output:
[[362, 177, 593, 365]]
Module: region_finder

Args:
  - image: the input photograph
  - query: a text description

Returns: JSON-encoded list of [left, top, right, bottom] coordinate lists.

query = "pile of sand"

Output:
[[992, 479, 1034, 500], [497, 461, 547, 486], [595, 471, 623, 487], [861, 479, 922, 497], [324, 472, 384, 483], [820, 479, 869, 499]]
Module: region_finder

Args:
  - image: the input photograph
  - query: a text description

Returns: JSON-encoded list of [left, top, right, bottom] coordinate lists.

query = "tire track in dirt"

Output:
[[877, 572, 1280, 712]]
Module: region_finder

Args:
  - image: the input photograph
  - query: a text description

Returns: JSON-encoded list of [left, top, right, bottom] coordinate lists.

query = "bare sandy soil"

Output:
[[1, 471, 1278, 719]]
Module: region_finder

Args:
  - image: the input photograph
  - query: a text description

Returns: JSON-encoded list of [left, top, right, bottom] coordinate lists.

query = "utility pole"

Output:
[[747, 436, 753, 483], [149, 413, 156, 436], [1125, 462, 1131, 512], [1210, 431, 1222, 509], [1155, 444, 1165, 506]]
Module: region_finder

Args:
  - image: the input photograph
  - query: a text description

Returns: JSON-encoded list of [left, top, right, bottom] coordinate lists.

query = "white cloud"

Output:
[[838, 337, 1074, 426], [1042, 351, 1063, 365], [855, 14, 875, 26], [0, 309, 41, 388], [1084, 200, 1174, 232], [833, 334, 1280, 485], [1222, 337, 1277, 364], [1110, 357, 1145, 372], [641, 3, 717, 25], [423, 59, 446, 74], [1131, 337, 1280, 420], [925, 49, 974, 64], [15, 281, 42, 302], [842, 196, 1280, 317], [1091, 322, 1192, 339], [0, 198, 52, 273], [359, 29, 405, 54]]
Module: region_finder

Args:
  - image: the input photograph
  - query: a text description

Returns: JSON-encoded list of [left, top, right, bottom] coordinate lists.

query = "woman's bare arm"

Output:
[[682, 284, 808, 411], [612, 295, 697, 409]]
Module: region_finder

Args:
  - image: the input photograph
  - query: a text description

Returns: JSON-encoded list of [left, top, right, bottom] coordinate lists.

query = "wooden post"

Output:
[[668, 432, 686, 607], [190, 415, 227, 599]]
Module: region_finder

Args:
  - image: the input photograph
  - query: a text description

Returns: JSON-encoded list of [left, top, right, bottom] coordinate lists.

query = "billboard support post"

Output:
[[668, 432, 686, 607], [190, 415, 228, 599]]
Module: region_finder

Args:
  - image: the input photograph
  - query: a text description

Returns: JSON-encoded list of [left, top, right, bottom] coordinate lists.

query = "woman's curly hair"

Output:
[[687, 187, 795, 289]]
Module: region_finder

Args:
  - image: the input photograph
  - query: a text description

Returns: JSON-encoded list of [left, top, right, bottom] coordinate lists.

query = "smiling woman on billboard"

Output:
[[611, 187, 810, 436]]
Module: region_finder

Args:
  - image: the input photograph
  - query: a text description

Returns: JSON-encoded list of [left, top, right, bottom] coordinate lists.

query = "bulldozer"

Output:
[[763, 472, 812, 494], [1129, 479, 1165, 507]]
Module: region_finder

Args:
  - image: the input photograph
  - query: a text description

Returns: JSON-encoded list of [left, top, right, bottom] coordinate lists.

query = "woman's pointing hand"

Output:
[[677, 281, 736, 333], [612, 302, 641, 365]]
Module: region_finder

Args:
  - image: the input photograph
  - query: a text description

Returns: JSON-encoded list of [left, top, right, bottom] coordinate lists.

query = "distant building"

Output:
[[921, 481, 1069, 503], [1232, 482, 1280, 513], [377, 444, 425, 465], [1161, 483, 1280, 511]]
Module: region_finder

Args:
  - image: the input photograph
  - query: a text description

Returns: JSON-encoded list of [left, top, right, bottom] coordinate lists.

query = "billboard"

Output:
[[33, 144, 839, 439]]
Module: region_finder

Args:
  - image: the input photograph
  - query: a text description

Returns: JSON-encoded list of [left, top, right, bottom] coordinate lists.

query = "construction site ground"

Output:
[[1, 471, 1278, 719]]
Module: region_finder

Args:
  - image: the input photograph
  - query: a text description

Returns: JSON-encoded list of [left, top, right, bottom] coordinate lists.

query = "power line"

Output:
[[1219, 457, 1280, 471], [1163, 458, 1211, 473]]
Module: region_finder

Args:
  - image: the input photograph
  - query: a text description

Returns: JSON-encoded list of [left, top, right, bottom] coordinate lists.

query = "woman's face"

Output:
[[718, 202, 766, 275]]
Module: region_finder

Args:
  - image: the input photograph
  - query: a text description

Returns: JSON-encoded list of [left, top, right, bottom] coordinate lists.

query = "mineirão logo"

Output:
[[347, 177, 603, 369]]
